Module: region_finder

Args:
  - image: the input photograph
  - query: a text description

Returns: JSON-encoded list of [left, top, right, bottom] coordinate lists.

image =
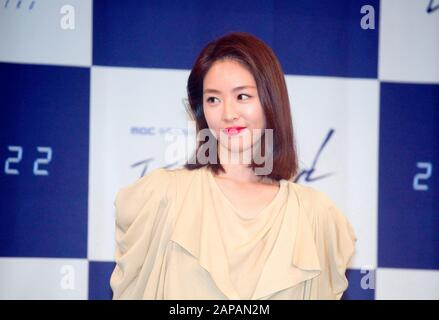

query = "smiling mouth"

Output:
[[223, 127, 246, 136]]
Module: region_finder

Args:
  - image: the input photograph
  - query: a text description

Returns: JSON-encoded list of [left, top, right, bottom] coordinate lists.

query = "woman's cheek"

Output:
[[244, 102, 259, 116]]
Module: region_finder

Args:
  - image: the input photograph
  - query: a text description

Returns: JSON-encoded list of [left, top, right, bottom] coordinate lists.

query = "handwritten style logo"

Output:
[[129, 121, 338, 184], [294, 129, 335, 183], [3, 0, 35, 9], [427, 0, 439, 13]]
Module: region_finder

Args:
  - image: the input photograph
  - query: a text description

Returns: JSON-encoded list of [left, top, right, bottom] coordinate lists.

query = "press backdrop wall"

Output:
[[0, 0, 438, 299]]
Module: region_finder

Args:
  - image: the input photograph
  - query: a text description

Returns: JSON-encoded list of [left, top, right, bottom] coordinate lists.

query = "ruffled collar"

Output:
[[169, 167, 321, 300]]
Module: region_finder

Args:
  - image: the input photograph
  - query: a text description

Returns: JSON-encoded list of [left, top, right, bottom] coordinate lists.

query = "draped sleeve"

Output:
[[109, 168, 176, 299], [323, 200, 357, 299], [302, 187, 358, 300]]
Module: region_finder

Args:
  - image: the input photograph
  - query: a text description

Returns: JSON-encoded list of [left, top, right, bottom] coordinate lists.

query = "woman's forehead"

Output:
[[204, 60, 256, 89]]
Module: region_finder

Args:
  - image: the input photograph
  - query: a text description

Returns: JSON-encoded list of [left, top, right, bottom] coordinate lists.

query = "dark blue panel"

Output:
[[89, 261, 115, 300], [93, 0, 274, 69], [378, 82, 439, 269], [273, 0, 379, 78], [342, 269, 375, 300], [93, 0, 378, 77], [0, 62, 89, 258]]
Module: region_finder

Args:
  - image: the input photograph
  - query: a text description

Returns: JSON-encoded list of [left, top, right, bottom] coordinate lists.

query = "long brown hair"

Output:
[[184, 32, 298, 181]]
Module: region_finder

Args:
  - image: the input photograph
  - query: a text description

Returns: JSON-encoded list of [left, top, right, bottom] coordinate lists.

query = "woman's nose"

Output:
[[222, 98, 238, 121]]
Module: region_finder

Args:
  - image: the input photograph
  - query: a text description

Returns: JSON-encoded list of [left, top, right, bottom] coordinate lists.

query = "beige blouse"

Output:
[[110, 166, 357, 300]]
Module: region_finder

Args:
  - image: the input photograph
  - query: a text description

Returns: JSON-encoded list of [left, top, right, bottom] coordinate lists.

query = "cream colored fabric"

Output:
[[110, 166, 357, 300]]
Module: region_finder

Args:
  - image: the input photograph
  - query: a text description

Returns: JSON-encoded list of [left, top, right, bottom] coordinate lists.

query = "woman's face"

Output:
[[202, 59, 266, 154]]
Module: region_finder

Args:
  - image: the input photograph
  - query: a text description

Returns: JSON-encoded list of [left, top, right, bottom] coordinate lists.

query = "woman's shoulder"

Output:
[[114, 166, 199, 211], [114, 167, 174, 231], [116, 166, 195, 195], [287, 181, 357, 241], [287, 181, 338, 214], [115, 167, 173, 203], [113, 166, 202, 235]]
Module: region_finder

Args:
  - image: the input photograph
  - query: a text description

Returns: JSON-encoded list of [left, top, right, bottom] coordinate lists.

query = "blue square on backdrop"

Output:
[[273, 0, 379, 78], [93, 0, 274, 69], [0, 62, 89, 258], [93, 0, 378, 78], [378, 82, 439, 270], [89, 261, 115, 300], [342, 269, 375, 300]]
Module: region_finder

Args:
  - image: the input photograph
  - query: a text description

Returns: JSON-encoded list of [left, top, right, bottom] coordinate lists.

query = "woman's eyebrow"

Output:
[[203, 85, 256, 94]]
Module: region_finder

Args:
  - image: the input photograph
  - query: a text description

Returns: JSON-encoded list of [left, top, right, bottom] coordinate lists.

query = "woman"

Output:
[[110, 32, 357, 300]]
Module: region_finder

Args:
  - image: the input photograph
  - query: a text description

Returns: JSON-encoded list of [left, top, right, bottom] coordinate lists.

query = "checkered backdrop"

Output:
[[0, 0, 438, 300]]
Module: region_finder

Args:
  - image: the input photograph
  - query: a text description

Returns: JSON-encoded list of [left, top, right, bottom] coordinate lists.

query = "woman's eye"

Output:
[[206, 97, 219, 103], [238, 94, 251, 100]]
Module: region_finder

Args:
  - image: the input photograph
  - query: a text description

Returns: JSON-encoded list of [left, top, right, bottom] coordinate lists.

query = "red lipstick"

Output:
[[223, 126, 246, 136]]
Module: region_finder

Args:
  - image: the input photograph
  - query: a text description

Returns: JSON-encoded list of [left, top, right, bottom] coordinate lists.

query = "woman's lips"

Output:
[[223, 127, 246, 136]]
